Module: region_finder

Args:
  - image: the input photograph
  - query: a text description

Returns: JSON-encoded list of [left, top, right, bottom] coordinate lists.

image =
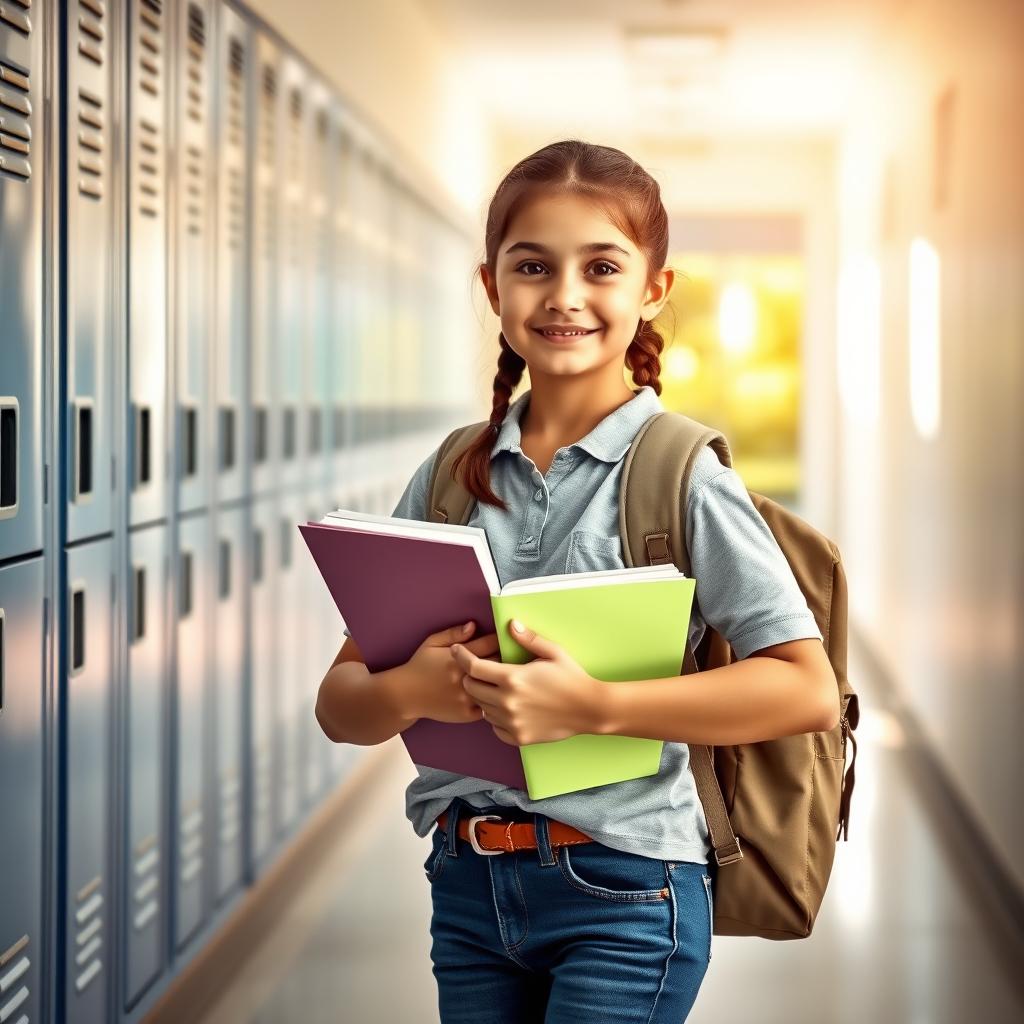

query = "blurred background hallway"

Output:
[[1, 1, 1021, 1022]]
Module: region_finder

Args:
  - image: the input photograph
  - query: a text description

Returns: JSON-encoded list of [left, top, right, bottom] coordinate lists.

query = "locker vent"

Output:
[[289, 86, 301, 119], [254, 741, 272, 839], [316, 107, 328, 139], [77, 0, 105, 69], [262, 64, 276, 98], [185, 4, 205, 126], [185, 145, 203, 237], [179, 805, 203, 888], [138, 0, 162, 99], [227, 39, 244, 149], [138, 118, 159, 217], [220, 772, 240, 849], [0, 58, 31, 181], [0, 933, 30, 1024], [74, 875, 104, 994], [77, 86, 105, 199], [227, 165, 243, 250], [132, 836, 160, 933], [0, 0, 30, 36]]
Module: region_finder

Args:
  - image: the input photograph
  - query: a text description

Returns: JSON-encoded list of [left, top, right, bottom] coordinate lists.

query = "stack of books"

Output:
[[299, 509, 695, 799]]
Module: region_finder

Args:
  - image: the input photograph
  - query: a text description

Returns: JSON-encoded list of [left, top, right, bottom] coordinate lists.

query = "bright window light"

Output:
[[909, 237, 942, 441], [836, 255, 881, 426], [718, 282, 757, 356]]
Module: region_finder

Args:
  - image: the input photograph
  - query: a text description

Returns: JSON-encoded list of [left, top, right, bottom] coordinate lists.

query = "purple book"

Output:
[[298, 519, 528, 790]]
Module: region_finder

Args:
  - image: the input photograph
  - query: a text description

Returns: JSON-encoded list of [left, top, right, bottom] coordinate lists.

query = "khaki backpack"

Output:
[[427, 409, 860, 941]]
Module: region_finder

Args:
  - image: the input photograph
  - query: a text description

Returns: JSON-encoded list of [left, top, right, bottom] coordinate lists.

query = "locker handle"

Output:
[[180, 402, 198, 479], [70, 584, 86, 673], [218, 403, 236, 471], [218, 539, 231, 599], [73, 398, 94, 501], [133, 403, 152, 488], [253, 404, 267, 464], [180, 550, 193, 618], [0, 397, 17, 516], [131, 566, 146, 643]]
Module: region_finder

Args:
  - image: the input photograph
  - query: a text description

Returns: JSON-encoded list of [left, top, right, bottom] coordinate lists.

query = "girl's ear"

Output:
[[480, 263, 501, 315], [640, 266, 675, 321]]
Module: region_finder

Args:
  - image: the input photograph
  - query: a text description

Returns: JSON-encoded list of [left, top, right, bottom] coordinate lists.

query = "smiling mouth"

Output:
[[532, 327, 600, 341]]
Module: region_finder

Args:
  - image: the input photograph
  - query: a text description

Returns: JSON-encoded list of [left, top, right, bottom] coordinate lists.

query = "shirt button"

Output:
[[534, 489, 542, 501]]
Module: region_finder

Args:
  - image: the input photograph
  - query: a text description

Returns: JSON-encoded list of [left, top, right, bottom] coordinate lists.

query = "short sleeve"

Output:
[[684, 451, 822, 661], [343, 443, 442, 639]]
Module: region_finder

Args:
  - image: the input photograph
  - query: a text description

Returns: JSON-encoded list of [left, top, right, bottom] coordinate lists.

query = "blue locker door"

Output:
[[301, 496, 331, 806], [174, 512, 210, 949], [214, 8, 250, 506], [275, 498, 301, 833], [124, 523, 167, 1007], [65, 0, 115, 545], [174, 0, 213, 516], [65, 538, 113, 1023], [249, 498, 278, 867], [0, 2, 44, 563], [212, 506, 245, 901], [278, 55, 309, 494], [251, 34, 280, 500], [127, 0, 168, 528], [0, 559, 44, 1024], [306, 84, 334, 493]]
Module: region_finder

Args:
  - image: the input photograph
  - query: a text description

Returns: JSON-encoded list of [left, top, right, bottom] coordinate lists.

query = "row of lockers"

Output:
[[0, 0, 472, 1021], [1, 0, 474, 565]]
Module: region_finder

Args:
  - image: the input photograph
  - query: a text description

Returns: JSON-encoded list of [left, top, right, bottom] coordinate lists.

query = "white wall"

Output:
[[835, 0, 1024, 891]]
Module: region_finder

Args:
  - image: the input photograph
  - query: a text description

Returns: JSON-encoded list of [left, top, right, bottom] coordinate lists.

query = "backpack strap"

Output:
[[426, 421, 489, 525], [621, 411, 744, 867]]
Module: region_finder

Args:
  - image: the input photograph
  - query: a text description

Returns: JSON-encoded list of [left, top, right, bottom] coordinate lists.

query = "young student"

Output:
[[316, 139, 836, 1023]]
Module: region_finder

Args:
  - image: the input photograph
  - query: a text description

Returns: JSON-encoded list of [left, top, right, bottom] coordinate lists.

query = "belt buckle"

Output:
[[467, 814, 505, 856]]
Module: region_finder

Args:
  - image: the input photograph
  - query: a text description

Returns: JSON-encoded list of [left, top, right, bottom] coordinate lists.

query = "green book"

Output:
[[492, 565, 695, 799]]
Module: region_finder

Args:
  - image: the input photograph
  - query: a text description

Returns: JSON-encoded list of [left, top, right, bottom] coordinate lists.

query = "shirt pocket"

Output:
[[565, 529, 624, 575]]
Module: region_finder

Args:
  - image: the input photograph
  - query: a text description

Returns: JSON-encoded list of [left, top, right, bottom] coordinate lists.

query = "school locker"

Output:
[[212, 506, 246, 902], [65, 538, 114, 1024], [276, 494, 303, 833], [123, 522, 168, 1007], [213, 5, 250, 505], [249, 497, 279, 868], [64, 0, 116, 546], [0, 0, 43, 565], [329, 120, 356, 467], [0, 559, 44, 1024], [127, 0, 169, 528], [174, 0, 215, 515], [305, 82, 335, 491], [174, 511, 212, 950], [250, 33, 281, 499], [277, 54, 310, 493]]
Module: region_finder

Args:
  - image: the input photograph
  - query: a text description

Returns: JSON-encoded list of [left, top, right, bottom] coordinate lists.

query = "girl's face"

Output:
[[480, 192, 673, 382]]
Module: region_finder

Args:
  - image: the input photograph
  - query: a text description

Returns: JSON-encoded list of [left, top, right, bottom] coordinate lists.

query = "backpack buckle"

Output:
[[644, 532, 672, 565], [714, 836, 743, 866]]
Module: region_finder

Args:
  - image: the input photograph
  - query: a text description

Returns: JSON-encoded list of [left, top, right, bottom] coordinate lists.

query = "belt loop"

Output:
[[534, 812, 557, 867], [446, 798, 464, 858]]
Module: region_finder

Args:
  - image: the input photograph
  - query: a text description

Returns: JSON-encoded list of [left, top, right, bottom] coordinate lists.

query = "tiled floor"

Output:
[[195, 639, 1024, 1023]]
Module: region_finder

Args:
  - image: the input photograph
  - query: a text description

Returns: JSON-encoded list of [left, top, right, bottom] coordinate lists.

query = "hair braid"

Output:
[[625, 319, 665, 396], [450, 333, 526, 512]]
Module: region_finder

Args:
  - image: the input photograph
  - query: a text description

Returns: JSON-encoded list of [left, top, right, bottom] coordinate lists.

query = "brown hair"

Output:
[[453, 139, 671, 511]]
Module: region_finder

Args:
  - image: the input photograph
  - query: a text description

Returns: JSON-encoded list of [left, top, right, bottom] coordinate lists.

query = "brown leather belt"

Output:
[[437, 809, 595, 856]]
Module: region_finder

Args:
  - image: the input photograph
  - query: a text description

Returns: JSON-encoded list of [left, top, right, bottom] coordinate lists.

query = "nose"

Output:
[[544, 268, 586, 313]]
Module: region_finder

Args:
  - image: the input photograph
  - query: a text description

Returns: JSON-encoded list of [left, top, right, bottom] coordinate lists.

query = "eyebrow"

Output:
[[504, 241, 631, 257]]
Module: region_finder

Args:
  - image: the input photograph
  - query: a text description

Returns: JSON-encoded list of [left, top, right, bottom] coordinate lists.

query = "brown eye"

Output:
[[591, 261, 620, 276], [516, 261, 546, 275]]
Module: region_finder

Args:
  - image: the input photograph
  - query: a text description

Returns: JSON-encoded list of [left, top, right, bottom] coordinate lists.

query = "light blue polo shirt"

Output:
[[345, 384, 822, 863]]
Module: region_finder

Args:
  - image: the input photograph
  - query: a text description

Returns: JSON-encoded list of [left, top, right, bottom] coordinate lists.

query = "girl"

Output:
[[317, 139, 834, 1022]]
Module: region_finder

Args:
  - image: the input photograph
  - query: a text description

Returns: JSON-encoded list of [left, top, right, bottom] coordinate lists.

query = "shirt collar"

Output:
[[490, 385, 664, 464]]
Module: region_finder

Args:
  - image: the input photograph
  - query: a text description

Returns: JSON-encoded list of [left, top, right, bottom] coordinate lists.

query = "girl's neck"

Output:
[[519, 372, 639, 450]]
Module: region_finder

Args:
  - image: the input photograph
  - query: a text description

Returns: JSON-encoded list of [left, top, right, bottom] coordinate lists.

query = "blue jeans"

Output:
[[423, 797, 714, 1023]]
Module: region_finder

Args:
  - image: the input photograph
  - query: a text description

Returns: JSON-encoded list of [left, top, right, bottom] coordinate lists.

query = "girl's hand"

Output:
[[451, 620, 602, 746], [404, 621, 500, 724]]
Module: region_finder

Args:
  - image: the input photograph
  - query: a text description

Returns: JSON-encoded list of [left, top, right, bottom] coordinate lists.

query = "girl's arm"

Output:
[[589, 637, 838, 746]]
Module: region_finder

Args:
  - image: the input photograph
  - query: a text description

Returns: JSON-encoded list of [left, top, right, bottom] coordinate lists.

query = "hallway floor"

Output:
[[193, 638, 1024, 1023]]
